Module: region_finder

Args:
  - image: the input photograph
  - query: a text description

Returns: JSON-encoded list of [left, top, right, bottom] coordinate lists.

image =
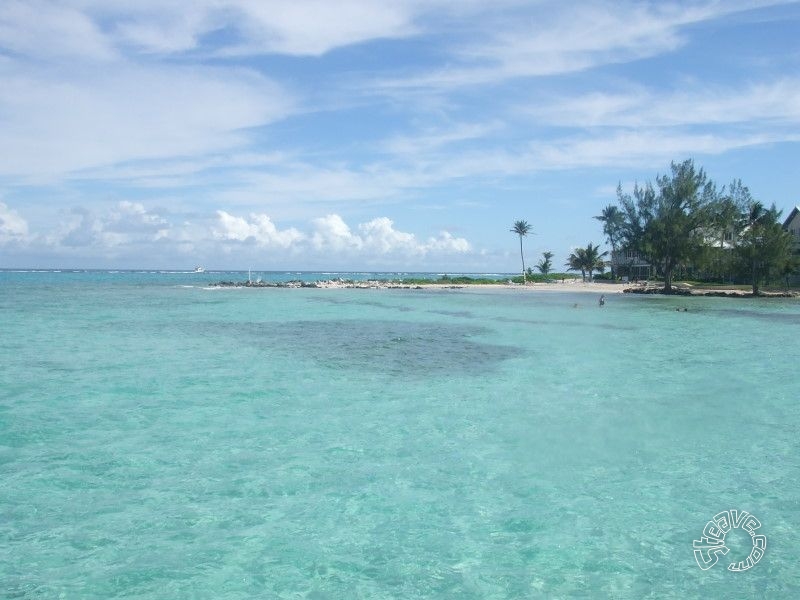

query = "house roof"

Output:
[[783, 206, 800, 229]]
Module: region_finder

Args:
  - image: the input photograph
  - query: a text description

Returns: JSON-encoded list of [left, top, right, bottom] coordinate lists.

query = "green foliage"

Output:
[[650, 160, 716, 290], [616, 159, 716, 291], [510, 272, 576, 284], [396, 276, 505, 285], [594, 205, 625, 277], [617, 180, 656, 257], [511, 220, 532, 236], [733, 203, 795, 294], [536, 251, 554, 275], [611, 159, 799, 294], [566, 243, 607, 281], [592, 271, 615, 281]]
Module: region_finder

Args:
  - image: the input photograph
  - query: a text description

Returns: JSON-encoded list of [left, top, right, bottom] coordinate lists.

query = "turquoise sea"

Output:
[[2, 270, 799, 599]]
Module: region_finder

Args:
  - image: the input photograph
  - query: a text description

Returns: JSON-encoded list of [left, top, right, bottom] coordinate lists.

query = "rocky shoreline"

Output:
[[622, 284, 797, 298], [211, 279, 433, 290]]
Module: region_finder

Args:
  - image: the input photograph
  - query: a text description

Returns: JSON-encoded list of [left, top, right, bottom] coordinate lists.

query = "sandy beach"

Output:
[[213, 277, 798, 297], [308, 279, 798, 297]]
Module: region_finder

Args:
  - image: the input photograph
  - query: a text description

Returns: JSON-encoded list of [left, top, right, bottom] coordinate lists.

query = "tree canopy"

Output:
[[536, 251, 554, 276], [594, 205, 625, 277], [611, 159, 797, 293], [735, 202, 795, 294], [566, 243, 607, 282]]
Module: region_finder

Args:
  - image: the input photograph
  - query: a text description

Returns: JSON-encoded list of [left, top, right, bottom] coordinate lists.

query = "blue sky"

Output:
[[1, 0, 800, 271]]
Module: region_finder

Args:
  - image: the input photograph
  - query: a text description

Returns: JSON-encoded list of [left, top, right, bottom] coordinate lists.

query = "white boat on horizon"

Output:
[[193, 266, 205, 273]]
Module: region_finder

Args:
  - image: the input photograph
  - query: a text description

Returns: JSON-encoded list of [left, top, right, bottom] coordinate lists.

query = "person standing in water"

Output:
[[599, 294, 605, 307]]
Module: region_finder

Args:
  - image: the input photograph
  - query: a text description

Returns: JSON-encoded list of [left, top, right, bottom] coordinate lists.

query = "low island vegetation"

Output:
[[592, 159, 799, 295]]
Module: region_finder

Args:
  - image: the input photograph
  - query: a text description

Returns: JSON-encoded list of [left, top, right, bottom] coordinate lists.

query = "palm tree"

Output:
[[711, 180, 750, 283], [566, 243, 608, 281], [583, 242, 608, 281], [742, 201, 768, 230], [537, 251, 554, 276], [737, 201, 786, 295], [594, 205, 624, 278], [566, 247, 588, 281], [511, 220, 532, 283]]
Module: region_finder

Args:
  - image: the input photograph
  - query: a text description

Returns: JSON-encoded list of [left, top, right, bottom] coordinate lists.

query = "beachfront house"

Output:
[[610, 249, 651, 281], [783, 206, 800, 285], [700, 222, 737, 250], [784, 206, 800, 251]]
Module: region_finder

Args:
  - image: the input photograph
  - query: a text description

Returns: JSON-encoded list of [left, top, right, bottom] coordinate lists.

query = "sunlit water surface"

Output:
[[1, 271, 799, 598]]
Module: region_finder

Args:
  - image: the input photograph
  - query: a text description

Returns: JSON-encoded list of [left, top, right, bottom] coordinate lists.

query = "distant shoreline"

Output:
[[210, 278, 622, 293], [209, 278, 799, 297]]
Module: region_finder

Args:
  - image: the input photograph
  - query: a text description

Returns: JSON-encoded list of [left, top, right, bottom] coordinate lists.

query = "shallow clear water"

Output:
[[2, 272, 799, 598]]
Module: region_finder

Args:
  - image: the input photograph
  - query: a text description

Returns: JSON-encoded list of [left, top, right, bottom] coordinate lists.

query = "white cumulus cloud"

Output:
[[106, 201, 169, 234], [312, 214, 470, 256], [359, 217, 418, 253], [214, 211, 305, 248], [0, 202, 29, 244], [1, 202, 476, 267], [425, 230, 471, 253], [60, 202, 172, 248], [311, 214, 364, 251]]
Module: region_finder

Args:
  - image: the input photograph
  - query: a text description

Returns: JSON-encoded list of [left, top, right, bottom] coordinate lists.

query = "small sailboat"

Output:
[[193, 266, 205, 273]]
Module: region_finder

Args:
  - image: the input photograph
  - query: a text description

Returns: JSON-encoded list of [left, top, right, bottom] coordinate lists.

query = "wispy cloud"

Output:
[[0, 61, 293, 180], [71, 0, 422, 58], [525, 79, 800, 128], [0, 0, 116, 61], [374, 1, 784, 91], [382, 121, 503, 156], [529, 129, 800, 170]]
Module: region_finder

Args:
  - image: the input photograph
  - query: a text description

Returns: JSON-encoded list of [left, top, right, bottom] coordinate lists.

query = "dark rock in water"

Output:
[[624, 286, 689, 295]]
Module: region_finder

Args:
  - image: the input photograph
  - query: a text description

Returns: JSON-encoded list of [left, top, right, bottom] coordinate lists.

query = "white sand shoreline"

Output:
[[400, 281, 625, 294], [211, 278, 797, 297], [302, 279, 627, 294]]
